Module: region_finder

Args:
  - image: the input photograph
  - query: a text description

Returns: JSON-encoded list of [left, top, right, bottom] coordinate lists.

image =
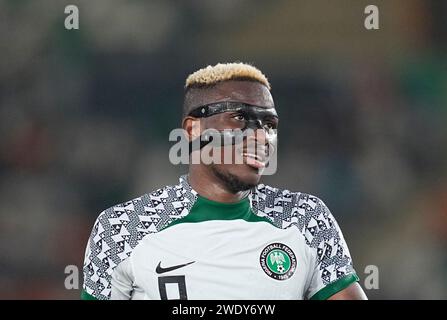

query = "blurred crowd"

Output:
[[0, 0, 446, 299]]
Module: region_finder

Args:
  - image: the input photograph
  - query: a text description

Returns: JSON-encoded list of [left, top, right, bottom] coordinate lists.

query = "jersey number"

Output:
[[158, 276, 188, 300]]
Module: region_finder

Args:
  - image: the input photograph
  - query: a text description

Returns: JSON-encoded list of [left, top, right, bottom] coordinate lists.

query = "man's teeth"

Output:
[[243, 153, 264, 162]]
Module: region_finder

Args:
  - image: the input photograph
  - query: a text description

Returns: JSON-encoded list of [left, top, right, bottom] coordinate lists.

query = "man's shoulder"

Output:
[[96, 187, 165, 224], [253, 184, 348, 257], [252, 183, 335, 231], [253, 183, 327, 212], [93, 179, 196, 234], [83, 181, 195, 300]]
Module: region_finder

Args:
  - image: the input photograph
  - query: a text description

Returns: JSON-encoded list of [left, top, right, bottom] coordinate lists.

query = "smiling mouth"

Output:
[[242, 152, 267, 169], [233, 139, 273, 170]]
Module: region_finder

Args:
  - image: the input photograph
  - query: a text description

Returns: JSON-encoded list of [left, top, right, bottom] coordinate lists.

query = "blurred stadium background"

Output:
[[0, 0, 446, 299]]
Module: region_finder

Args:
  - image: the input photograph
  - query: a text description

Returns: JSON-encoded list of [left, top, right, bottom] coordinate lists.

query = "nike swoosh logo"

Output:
[[155, 261, 195, 274]]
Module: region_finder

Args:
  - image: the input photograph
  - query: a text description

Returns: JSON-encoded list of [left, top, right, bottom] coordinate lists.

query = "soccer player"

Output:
[[81, 62, 367, 300]]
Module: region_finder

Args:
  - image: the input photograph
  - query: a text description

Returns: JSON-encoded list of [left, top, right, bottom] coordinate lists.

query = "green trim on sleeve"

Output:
[[310, 273, 359, 300], [81, 290, 98, 300]]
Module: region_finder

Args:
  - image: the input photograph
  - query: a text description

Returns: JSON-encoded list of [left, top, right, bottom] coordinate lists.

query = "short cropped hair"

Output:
[[185, 62, 271, 90]]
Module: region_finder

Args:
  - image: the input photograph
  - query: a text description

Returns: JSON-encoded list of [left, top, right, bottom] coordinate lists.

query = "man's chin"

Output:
[[240, 165, 262, 183], [211, 164, 261, 194]]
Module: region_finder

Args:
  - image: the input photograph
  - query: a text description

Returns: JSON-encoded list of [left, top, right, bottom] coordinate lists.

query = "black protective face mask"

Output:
[[188, 101, 278, 152]]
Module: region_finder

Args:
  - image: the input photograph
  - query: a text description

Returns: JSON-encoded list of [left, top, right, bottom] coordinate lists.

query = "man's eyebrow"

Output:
[[254, 109, 279, 116]]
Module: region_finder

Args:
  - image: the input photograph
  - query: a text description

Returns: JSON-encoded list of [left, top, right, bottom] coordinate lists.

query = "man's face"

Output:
[[187, 80, 278, 192]]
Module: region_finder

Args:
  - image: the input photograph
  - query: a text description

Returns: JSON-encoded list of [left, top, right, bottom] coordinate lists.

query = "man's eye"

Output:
[[233, 114, 246, 121]]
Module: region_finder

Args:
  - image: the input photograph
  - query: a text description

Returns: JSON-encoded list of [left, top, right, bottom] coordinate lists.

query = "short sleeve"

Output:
[[81, 207, 134, 300], [302, 197, 359, 300], [82, 211, 111, 300]]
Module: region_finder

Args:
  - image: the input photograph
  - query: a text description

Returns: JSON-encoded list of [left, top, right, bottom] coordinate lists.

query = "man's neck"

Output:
[[187, 167, 251, 203]]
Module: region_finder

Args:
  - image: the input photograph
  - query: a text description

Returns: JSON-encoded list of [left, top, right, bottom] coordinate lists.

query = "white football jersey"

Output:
[[82, 175, 358, 300]]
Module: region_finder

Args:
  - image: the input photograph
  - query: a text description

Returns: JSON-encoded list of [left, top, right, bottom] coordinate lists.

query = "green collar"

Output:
[[163, 194, 273, 231]]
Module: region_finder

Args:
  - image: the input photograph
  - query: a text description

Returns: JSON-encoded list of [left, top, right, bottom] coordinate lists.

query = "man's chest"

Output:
[[127, 220, 313, 299]]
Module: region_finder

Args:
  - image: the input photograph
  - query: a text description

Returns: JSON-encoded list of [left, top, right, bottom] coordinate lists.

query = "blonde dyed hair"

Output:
[[185, 62, 271, 90]]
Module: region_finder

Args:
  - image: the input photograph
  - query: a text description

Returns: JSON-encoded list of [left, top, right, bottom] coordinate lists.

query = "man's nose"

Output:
[[246, 119, 264, 130], [245, 128, 268, 147]]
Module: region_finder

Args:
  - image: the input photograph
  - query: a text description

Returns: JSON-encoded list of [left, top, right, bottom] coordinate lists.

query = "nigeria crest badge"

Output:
[[260, 243, 297, 280]]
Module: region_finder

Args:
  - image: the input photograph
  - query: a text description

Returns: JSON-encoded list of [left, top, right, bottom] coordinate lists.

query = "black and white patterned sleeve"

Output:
[[82, 202, 143, 300], [82, 210, 111, 300], [299, 195, 359, 300]]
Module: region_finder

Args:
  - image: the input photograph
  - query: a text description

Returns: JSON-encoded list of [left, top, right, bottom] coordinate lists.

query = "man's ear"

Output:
[[182, 116, 202, 141]]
